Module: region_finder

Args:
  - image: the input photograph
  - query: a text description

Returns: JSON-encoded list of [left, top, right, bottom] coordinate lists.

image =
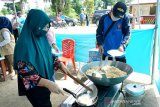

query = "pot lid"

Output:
[[125, 84, 145, 96]]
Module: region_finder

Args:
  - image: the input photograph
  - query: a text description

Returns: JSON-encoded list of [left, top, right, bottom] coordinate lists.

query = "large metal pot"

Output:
[[80, 60, 133, 86], [63, 84, 98, 107]]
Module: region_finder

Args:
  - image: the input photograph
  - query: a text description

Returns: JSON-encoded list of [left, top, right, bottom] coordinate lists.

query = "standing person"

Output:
[[0, 16, 16, 80], [11, 13, 20, 42], [17, 11, 26, 33], [86, 14, 89, 26], [60, 12, 65, 21], [79, 10, 85, 26], [47, 26, 59, 53], [96, 2, 131, 63], [56, 13, 62, 24], [14, 9, 70, 107]]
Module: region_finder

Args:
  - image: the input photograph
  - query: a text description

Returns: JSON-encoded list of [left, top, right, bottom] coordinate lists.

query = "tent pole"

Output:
[[138, 0, 141, 29], [151, 0, 159, 84], [13, 0, 17, 22]]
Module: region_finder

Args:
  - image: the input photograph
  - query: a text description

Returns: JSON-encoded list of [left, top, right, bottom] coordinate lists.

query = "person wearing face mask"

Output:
[[96, 2, 131, 63], [14, 9, 70, 107]]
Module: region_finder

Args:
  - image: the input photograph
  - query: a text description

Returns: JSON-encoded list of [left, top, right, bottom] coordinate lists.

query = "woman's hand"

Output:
[[55, 47, 59, 53], [52, 43, 59, 53], [38, 78, 64, 95], [118, 46, 124, 52]]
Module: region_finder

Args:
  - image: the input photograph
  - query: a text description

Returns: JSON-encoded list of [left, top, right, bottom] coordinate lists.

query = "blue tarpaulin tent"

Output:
[[55, 0, 160, 94], [56, 29, 154, 76]]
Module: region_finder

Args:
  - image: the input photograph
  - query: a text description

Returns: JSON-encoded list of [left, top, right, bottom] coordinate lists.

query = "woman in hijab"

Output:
[[14, 9, 68, 107], [0, 16, 15, 80]]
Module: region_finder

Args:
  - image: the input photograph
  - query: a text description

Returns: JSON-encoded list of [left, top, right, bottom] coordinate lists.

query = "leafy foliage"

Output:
[[50, 0, 69, 15], [3, 3, 13, 14], [0, 0, 133, 19], [1, 8, 9, 15], [72, 0, 82, 15], [50, 0, 78, 18], [83, 0, 94, 17], [94, 0, 133, 9]]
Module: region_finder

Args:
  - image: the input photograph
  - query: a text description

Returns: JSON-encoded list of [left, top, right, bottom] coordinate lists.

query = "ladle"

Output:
[[59, 68, 93, 92], [92, 55, 108, 78]]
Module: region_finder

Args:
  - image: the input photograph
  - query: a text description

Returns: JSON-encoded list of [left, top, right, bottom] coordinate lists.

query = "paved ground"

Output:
[[122, 72, 160, 107], [0, 70, 77, 107]]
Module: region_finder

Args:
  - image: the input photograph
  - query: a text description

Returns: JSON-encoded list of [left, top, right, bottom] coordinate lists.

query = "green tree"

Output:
[[94, 0, 104, 10], [63, 0, 71, 15], [94, 0, 133, 9], [1, 8, 9, 15], [50, 0, 77, 18], [83, 0, 94, 17], [4, 3, 13, 14], [19, 0, 27, 13], [15, 2, 21, 12], [72, 0, 82, 15], [3, 1, 27, 14], [51, 0, 68, 15]]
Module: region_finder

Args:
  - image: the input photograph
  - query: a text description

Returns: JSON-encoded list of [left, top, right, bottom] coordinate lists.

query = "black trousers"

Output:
[[26, 86, 52, 107], [102, 54, 126, 63], [13, 29, 19, 42]]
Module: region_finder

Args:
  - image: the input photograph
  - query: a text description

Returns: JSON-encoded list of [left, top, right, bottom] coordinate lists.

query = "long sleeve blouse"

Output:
[[0, 31, 11, 47], [16, 56, 60, 91]]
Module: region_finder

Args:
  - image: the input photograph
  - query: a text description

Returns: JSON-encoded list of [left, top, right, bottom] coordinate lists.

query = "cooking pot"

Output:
[[63, 83, 98, 106], [125, 84, 145, 102], [80, 60, 133, 86]]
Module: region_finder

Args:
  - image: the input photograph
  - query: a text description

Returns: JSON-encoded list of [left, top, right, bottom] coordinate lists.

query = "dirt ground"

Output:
[[0, 69, 160, 107], [0, 73, 69, 107]]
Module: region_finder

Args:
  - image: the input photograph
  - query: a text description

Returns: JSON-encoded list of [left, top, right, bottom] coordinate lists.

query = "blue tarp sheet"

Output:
[[56, 28, 154, 75], [125, 29, 154, 75], [56, 34, 96, 62]]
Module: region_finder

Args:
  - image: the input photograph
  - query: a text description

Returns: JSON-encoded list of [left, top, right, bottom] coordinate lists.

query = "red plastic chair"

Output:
[[59, 39, 76, 80]]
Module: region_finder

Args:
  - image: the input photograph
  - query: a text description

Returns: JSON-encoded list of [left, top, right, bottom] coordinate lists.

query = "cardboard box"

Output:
[[89, 48, 101, 62]]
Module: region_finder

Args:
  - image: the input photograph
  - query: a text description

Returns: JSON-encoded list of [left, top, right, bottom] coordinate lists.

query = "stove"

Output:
[[71, 102, 97, 107], [61, 80, 123, 107]]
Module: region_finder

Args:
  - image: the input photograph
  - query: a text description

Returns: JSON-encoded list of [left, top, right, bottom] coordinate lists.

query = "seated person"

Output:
[[56, 14, 62, 24]]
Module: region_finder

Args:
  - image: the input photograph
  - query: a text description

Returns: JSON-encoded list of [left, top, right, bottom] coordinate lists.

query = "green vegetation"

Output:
[[0, 0, 133, 19], [84, 0, 94, 17], [1, 8, 9, 15]]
